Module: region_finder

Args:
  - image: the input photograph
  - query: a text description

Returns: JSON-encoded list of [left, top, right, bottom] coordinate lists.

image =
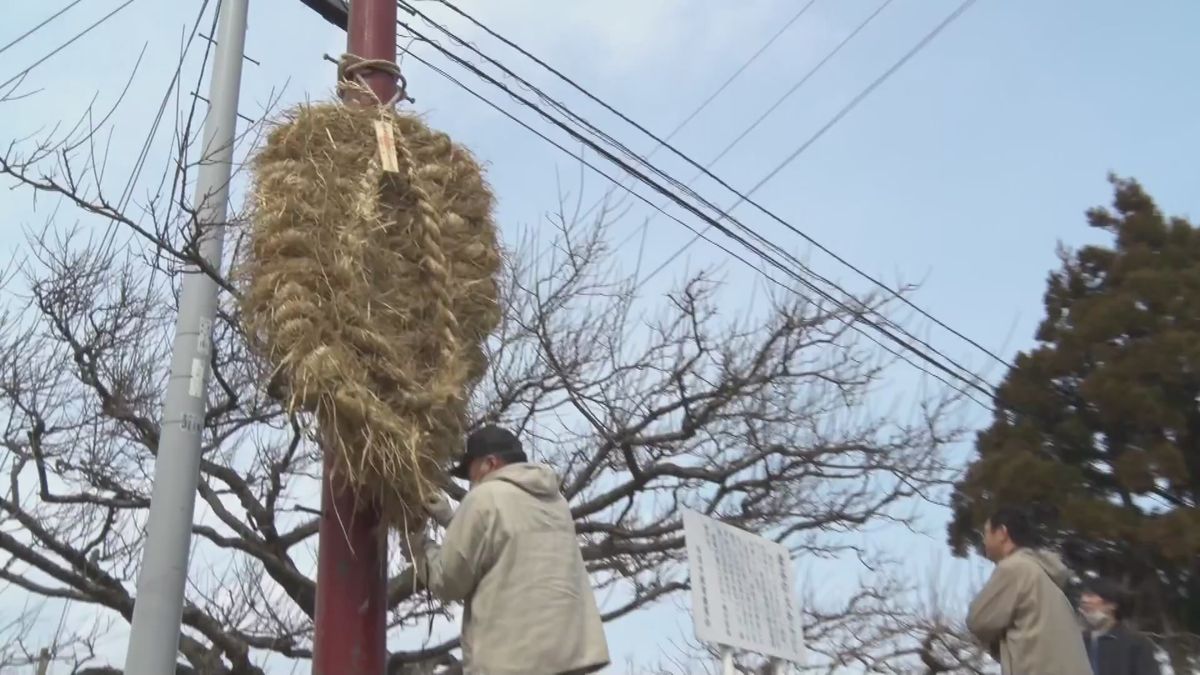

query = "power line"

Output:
[[404, 0, 1002, 391], [597, 0, 884, 253], [646, 0, 1005, 369], [403, 3, 841, 285], [645, 0, 970, 278], [399, 3, 994, 391], [398, 25, 998, 408], [398, 44, 995, 411], [431, 0, 820, 288], [172, 0, 233, 217], [408, 4, 1103, 433], [409, 0, 797, 223], [576, 0, 820, 225], [414, 0, 1008, 380], [98, 0, 216, 262], [624, 0, 895, 278], [750, 0, 981, 198], [599, 0, 1001, 371], [696, 0, 896, 182], [458, 0, 822, 268], [635, 0, 820, 156], [399, 12, 991, 399], [117, 0, 215, 212], [0, 0, 197, 268], [0, 0, 89, 58], [0, 0, 135, 94]]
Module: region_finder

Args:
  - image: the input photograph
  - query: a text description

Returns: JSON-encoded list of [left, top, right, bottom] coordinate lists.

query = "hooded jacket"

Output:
[[421, 463, 610, 675], [967, 548, 1091, 675]]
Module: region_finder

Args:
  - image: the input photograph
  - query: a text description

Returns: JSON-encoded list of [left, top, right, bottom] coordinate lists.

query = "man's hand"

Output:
[[406, 531, 438, 585], [399, 523, 427, 562], [423, 491, 454, 527]]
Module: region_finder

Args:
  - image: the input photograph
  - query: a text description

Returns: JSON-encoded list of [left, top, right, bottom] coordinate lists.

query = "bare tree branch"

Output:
[[0, 84, 969, 672]]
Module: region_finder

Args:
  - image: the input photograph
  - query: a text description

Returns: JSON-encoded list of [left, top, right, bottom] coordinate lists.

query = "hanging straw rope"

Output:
[[239, 55, 501, 530]]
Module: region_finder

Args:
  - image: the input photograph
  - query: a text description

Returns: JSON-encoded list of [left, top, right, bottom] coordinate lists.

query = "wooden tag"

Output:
[[373, 120, 400, 173]]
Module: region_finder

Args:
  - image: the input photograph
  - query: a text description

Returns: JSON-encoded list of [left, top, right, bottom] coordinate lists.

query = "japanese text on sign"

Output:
[[683, 509, 805, 663]]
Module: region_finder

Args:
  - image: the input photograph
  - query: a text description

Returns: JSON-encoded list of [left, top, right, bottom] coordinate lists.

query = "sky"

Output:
[[2, 0, 1199, 672]]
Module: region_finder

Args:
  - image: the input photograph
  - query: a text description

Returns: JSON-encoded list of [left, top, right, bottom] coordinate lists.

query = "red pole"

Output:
[[312, 1, 397, 673]]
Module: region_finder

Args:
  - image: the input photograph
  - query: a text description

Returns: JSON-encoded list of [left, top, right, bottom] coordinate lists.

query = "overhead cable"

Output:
[[409, 0, 1007, 383], [398, 4, 996, 394], [396, 25, 998, 408]]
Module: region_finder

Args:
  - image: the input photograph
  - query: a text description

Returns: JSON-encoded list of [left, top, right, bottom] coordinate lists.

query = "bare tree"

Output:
[[0, 85, 970, 672], [0, 593, 113, 674], [629, 561, 991, 675]]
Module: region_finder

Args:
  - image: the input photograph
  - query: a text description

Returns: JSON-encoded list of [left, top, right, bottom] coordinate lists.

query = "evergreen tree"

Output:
[[948, 176, 1200, 667]]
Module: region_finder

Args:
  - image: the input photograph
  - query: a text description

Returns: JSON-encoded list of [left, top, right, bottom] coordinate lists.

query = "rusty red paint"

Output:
[[347, 0, 400, 103], [312, 3, 397, 672], [312, 458, 388, 674]]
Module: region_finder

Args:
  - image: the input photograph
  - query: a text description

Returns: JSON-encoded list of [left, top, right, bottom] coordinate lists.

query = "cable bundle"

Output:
[[396, 0, 1000, 410]]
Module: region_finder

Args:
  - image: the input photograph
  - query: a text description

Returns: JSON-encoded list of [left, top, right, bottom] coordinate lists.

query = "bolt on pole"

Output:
[[123, 0, 249, 672], [310, 0, 396, 673]]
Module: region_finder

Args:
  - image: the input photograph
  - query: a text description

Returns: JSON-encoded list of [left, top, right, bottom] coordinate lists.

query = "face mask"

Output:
[[1081, 609, 1111, 629]]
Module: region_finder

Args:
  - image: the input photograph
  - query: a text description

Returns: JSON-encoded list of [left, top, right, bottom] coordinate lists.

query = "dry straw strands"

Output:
[[241, 102, 501, 530]]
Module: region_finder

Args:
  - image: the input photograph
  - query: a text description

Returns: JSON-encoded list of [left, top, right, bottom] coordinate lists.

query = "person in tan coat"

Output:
[[416, 425, 610, 675], [967, 506, 1091, 675]]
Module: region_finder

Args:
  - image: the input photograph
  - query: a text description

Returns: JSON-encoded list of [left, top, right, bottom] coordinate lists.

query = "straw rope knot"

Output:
[[336, 52, 410, 106]]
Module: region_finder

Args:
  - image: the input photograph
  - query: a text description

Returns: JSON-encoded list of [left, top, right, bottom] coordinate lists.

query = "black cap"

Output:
[[450, 425, 527, 479]]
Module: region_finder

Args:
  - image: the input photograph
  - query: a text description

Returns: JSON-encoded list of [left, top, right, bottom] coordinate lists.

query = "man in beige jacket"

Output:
[[417, 425, 610, 675], [967, 506, 1091, 675]]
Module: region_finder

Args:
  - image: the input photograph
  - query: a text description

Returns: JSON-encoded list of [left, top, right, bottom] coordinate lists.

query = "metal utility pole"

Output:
[[123, 0, 249, 672], [311, 1, 395, 673]]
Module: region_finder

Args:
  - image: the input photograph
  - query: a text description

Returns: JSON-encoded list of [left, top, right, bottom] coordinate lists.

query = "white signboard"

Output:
[[683, 509, 805, 664]]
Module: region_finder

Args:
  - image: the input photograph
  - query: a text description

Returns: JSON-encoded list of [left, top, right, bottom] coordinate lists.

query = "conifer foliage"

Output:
[[949, 176, 1200, 663]]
